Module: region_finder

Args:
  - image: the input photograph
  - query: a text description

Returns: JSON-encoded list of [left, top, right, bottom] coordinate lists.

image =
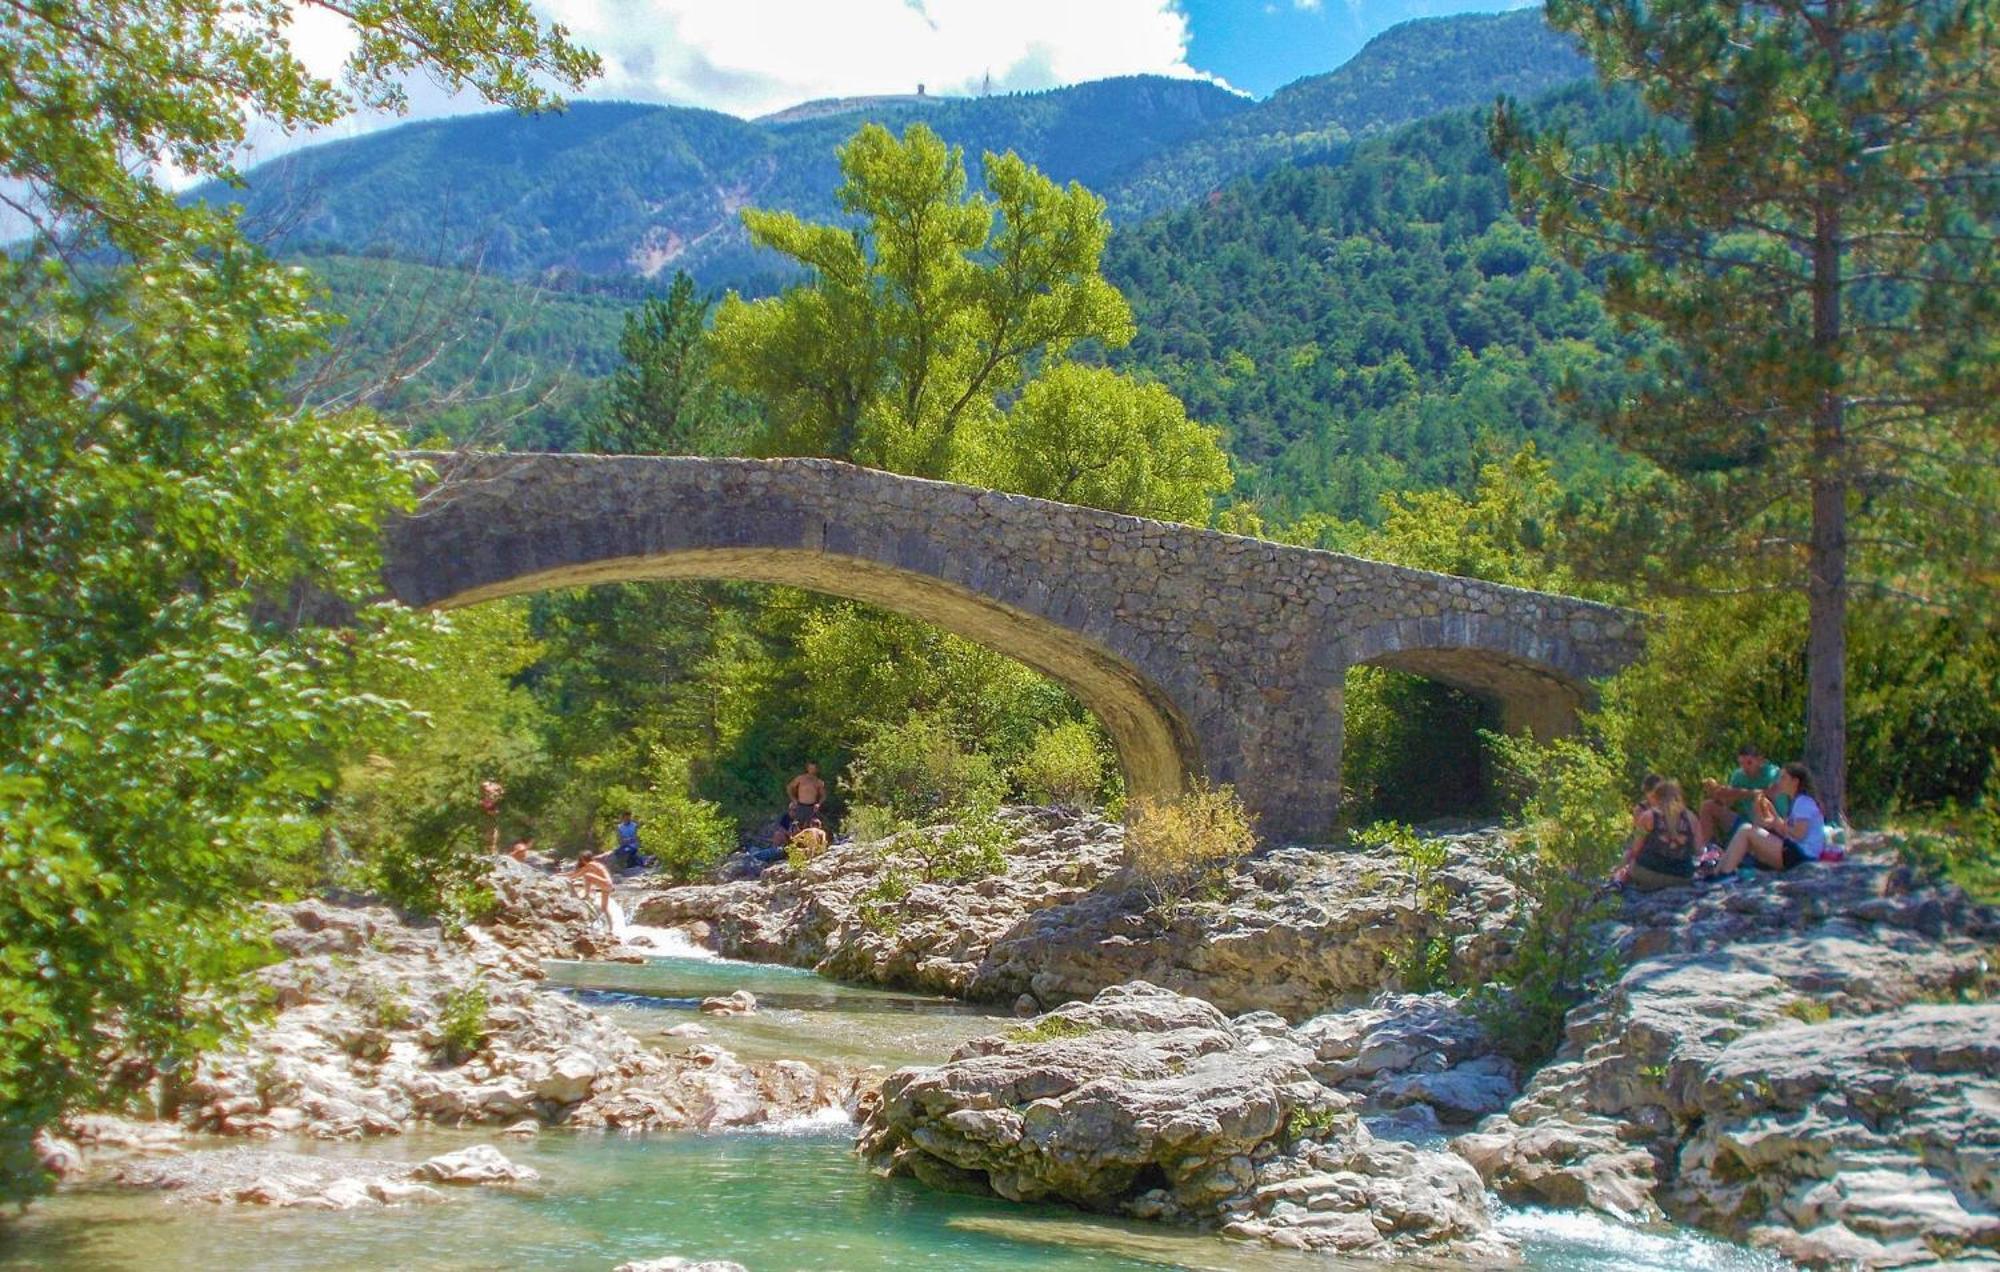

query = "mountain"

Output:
[[213, 78, 1249, 288], [1107, 8, 1592, 219], [302, 82, 1658, 526], [208, 9, 1589, 290]]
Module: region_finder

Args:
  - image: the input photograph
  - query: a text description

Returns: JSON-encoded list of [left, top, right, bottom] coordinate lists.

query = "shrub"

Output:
[[1884, 760, 2000, 906], [1015, 720, 1107, 808], [848, 713, 1005, 825], [906, 801, 1013, 884], [857, 864, 915, 934], [1362, 821, 1455, 992], [1125, 782, 1257, 913], [436, 982, 489, 1065], [603, 745, 735, 882], [1470, 733, 1631, 1064]]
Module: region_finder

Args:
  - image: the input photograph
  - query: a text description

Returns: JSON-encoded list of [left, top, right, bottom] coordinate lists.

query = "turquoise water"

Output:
[[1, 955, 1792, 1271], [542, 955, 1015, 1069]]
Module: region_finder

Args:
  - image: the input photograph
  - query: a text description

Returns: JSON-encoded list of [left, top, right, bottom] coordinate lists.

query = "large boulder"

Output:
[[1670, 1004, 2000, 1268], [1455, 851, 1998, 1267], [857, 983, 1509, 1260], [633, 809, 1129, 998]]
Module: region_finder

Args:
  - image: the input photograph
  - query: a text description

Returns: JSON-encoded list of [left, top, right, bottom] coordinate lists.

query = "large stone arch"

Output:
[[383, 453, 1646, 842]]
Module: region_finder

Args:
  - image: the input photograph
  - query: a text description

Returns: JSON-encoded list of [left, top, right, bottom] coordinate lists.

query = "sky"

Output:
[[252, 0, 1535, 163]]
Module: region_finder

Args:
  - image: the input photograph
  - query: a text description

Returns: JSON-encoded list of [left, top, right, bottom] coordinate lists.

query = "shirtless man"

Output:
[[785, 761, 827, 830], [565, 852, 615, 921]]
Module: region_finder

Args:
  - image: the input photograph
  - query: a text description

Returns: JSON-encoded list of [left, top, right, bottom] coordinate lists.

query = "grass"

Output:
[[1003, 1016, 1097, 1045], [1779, 997, 1832, 1025]]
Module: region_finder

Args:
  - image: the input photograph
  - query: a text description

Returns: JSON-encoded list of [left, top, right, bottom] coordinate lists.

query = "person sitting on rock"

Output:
[[565, 852, 615, 919], [787, 817, 830, 861], [1613, 780, 1699, 890], [612, 810, 647, 871], [1696, 743, 1787, 852], [507, 836, 535, 862], [1631, 772, 1663, 823], [1705, 762, 1826, 878]]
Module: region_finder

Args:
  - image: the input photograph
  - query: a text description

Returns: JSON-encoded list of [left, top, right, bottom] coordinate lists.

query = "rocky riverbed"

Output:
[[647, 813, 1997, 1267], [634, 810, 1519, 1016], [34, 861, 864, 1210]]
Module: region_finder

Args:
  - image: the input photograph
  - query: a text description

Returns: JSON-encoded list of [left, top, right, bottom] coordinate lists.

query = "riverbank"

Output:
[[645, 814, 1997, 1267]]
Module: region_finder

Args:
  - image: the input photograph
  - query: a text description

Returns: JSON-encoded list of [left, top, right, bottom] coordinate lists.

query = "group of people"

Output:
[[749, 762, 830, 867], [481, 762, 836, 921], [1613, 743, 1834, 891]]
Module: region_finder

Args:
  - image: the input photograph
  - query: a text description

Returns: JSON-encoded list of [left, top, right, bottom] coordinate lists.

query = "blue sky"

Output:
[[1180, 0, 1534, 95], [244, 0, 1544, 168]]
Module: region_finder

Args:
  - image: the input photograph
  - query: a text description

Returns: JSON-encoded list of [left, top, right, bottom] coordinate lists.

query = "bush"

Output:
[[603, 745, 736, 881], [437, 982, 489, 1065], [1125, 782, 1257, 912], [1885, 761, 2000, 905], [848, 713, 1005, 824], [1471, 733, 1631, 1064], [1014, 720, 1108, 808], [1362, 821, 1455, 991]]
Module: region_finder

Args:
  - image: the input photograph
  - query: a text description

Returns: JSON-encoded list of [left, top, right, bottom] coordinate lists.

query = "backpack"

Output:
[[1637, 807, 1698, 874]]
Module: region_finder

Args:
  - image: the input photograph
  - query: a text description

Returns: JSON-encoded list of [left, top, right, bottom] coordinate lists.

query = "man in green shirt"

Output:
[[1697, 743, 1788, 850]]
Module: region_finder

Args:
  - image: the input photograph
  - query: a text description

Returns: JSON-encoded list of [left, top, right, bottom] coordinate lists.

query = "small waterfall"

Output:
[[604, 894, 720, 959]]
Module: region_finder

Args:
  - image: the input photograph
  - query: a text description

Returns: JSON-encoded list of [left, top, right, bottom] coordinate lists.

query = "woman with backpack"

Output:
[[1613, 779, 1701, 891]]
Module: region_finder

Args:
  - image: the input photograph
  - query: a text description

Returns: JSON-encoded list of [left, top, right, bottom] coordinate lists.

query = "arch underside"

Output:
[[425, 546, 1202, 809], [1358, 647, 1588, 741]]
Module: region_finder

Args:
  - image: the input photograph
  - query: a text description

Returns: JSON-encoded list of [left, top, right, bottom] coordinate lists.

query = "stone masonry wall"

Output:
[[382, 453, 1644, 842]]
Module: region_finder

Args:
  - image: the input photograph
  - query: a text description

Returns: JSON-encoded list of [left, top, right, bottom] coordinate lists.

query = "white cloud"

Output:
[[539, 0, 1218, 117]]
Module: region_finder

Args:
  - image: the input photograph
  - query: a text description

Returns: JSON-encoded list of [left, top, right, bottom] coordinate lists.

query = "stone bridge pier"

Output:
[[382, 454, 1645, 844]]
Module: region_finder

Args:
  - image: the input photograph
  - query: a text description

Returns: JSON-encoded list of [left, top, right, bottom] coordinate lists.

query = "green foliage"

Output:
[[1884, 765, 2000, 907], [712, 122, 1135, 478], [354, 981, 413, 1032], [1014, 721, 1109, 810], [1364, 822, 1455, 992], [910, 804, 1013, 884], [847, 713, 1006, 827], [957, 362, 1233, 523], [1281, 1102, 1347, 1145], [856, 863, 915, 934], [1124, 783, 1258, 914], [601, 746, 736, 883], [1341, 668, 1500, 824], [1501, 0, 2000, 814], [436, 982, 490, 1065], [0, 0, 593, 1200], [1002, 1016, 1097, 1045], [1472, 734, 1632, 1064], [1108, 87, 1653, 523], [583, 271, 748, 456], [334, 603, 548, 919]]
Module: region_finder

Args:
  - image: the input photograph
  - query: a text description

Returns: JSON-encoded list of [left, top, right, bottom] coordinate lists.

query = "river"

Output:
[[0, 952, 1791, 1271]]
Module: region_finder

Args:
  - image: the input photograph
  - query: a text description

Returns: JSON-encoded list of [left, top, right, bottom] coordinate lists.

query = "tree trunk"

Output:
[[1806, 192, 1848, 821]]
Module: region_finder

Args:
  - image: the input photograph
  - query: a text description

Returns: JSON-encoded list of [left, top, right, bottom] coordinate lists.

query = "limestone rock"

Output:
[[411, 1144, 539, 1185], [698, 990, 757, 1016], [1455, 848, 1997, 1267], [858, 982, 1506, 1260]]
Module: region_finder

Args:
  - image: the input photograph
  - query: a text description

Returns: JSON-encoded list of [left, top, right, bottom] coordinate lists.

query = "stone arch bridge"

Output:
[[383, 453, 1645, 843]]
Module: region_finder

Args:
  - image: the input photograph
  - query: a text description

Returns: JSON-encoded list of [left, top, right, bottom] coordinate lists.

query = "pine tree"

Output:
[[1496, 0, 2000, 815]]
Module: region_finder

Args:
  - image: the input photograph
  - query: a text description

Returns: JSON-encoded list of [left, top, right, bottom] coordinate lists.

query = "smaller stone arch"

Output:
[[1330, 612, 1602, 742]]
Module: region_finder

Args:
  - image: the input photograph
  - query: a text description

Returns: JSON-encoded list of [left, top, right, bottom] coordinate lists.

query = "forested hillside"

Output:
[[212, 9, 1588, 289], [1108, 8, 1591, 219], [1105, 83, 1655, 521], [307, 82, 1644, 523]]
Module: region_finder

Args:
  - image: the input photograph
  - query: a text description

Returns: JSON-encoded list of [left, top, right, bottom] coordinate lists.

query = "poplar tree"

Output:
[[1496, 0, 2000, 815]]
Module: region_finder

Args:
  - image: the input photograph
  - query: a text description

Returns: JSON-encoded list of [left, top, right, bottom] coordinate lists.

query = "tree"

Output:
[[1495, 0, 2000, 816], [0, 0, 595, 1198], [582, 271, 741, 456], [959, 362, 1233, 524], [711, 123, 1135, 479]]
